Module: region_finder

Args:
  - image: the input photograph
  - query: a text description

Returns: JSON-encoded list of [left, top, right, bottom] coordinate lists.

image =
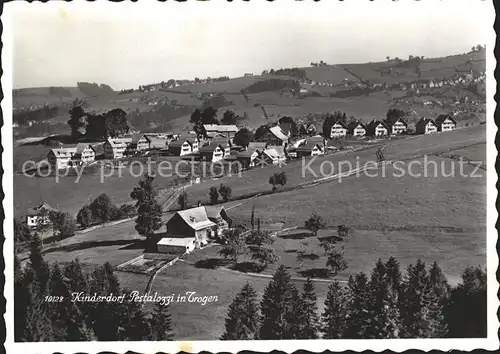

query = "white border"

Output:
[[3, 1, 498, 353]]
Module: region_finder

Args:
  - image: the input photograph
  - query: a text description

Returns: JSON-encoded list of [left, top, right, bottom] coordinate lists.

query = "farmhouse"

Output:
[[416, 118, 438, 134], [235, 142, 267, 168], [26, 202, 57, 228], [199, 139, 231, 162], [125, 134, 150, 155], [145, 135, 169, 150], [330, 121, 348, 138], [103, 137, 132, 159], [295, 141, 324, 158], [257, 126, 289, 146], [47, 147, 77, 169], [259, 146, 286, 165], [72, 144, 96, 165], [347, 121, 367, 137], [162, 206, 232, 247], [385, 118, 408, 135], [367, 120, 389, 137], [157, 237, 196, 255], [205, 205, 233, 237], [168, 139, 199, 156], [203, 124, 239, 139], [435, 114, 457, 132]]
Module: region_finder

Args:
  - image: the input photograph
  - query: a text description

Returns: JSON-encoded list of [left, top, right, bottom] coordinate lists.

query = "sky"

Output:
[[9, 0, 492, 90]]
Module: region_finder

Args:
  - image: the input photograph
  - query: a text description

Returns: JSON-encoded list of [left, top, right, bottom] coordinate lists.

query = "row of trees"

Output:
[[190, 107, 247, 139], [222, 259, 487, 339], [14, 238, 173, 341], [209, 184, 233, 205], [68, 106, 130, 138], [77, 194, 136, 228]]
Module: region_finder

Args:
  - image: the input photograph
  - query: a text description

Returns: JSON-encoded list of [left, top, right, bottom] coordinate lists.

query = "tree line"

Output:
[[14, 238, 173, 341], [68, 106, 130, 139], [222, 260, 486, 339]]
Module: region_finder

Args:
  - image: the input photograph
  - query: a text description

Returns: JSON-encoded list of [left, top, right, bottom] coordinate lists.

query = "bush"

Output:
[[77, 205, 93, 228]]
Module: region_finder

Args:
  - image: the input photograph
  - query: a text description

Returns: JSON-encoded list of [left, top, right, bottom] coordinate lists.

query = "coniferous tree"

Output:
[[50, 263, 94, 341], [222, 283, 260, 340], [259, 265, 298, 339], [28, 235, 51, 294], [428, 261, 450, 300], [149, 302, 174, 340], [250, 205, 255, 230], [400, 259, 448, 338], [300, 278, 319, 339], [130, 174, 163, 240], [321, 281, 348, 339], [384, 256, 403, 292], [445, 266, 486, 338], [123, 297, 152, 341], [87, 263, 128, 340], [344, 272, 371, 338]]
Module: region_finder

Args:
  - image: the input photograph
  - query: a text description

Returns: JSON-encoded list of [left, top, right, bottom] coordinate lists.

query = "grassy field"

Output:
[[13, 158, 182, 217], [227, 158, 486, 278]]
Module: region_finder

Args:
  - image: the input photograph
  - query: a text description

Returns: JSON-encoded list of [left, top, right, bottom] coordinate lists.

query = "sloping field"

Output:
[[303, 65, 360, 83], [165, 75, 293, 94], [13, 86, 89, 109], [13, 158, 182, 218]]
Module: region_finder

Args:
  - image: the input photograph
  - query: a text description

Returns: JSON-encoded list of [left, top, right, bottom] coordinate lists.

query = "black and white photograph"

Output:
[[2, 0, 498, 353]]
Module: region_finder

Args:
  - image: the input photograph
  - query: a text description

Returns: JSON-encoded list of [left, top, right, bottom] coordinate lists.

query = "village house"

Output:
[[367, 120, 389, 137], [72, 144, 96, 165], [158, 206, 232, 252], [235, 142, 267, 169], [103, 137, 132, 159], [145, 135, 169, 150], [295, 141, 324, 158], [330, 121, 348, 138], [203, 124, 239, 139], [26, 202, 57, 228], [347, 121, 367, 137], [435, 114, 457, 132], [257, 146, 286, 165], [205, 205, 233, 237], [125, 134, 150, 155], [168, 138, 199, 156], [199, 139, 231, 162], [416, 118, 438, 134], [256, 126, 289, 146], [47, 147, 77, 169], [385, 118, 408, 135], [157, 237, 196, 255]]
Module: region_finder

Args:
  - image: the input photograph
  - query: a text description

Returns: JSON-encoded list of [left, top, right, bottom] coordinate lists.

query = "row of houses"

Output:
[[48, 143, 97, 170], [327, 114, 457, 138]]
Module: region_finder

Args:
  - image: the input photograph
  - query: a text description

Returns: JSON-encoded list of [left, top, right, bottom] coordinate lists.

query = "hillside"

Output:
[[13, 48, 486, 141]]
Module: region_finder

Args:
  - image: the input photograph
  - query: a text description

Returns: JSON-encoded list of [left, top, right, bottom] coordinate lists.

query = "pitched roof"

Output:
[[175, 206, 216, 230], [296, 142, 323, 152], [331, 120, 348, 129], [269, 126, 289, 141], [203, 124, 238, 133], [347, 121, 367, 132], [27, 202, 57, 216], [50, 147, 77, 158], [416, 118, 437, 129], [147, 136, 169, 149], [75, 143, 94, 154], [199, 139, 229, 153], [157, 237, 195, 247], [435, 114, 457, 125], [168, 139, 191, 148], [204, 205, 225, 219], [384, 118, 408, 128], [263, 146, 285, 159]]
